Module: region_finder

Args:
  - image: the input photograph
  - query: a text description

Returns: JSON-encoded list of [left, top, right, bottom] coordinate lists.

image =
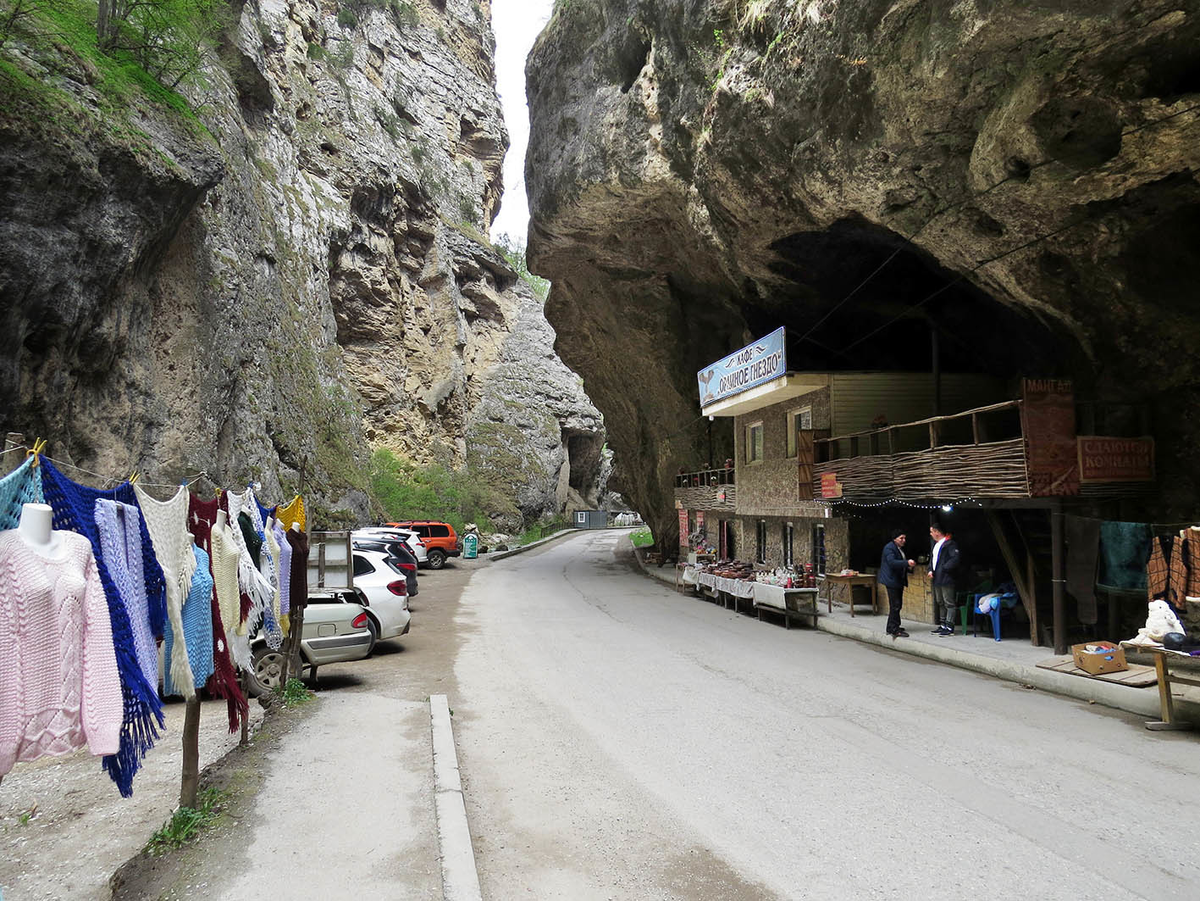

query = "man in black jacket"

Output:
[[929, 524, 962, 636], [879, 529, 915, 637]]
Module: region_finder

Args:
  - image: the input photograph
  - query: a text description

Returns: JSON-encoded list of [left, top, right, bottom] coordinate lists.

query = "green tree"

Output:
[[97, 0, 228, 88]]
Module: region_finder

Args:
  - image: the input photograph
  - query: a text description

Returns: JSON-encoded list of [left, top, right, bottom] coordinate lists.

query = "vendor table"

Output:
[[1120, 643, 1200, 731], [820, 573, 879, 616], [752, 584, 819, 629], [696, 572, 756, 612]]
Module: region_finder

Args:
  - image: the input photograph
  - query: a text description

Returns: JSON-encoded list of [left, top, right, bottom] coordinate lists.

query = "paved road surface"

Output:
[[454, 530, 1200, 900]]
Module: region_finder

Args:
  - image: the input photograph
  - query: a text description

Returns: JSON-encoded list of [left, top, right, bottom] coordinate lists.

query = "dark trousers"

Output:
[[885, 585, 904, 634]]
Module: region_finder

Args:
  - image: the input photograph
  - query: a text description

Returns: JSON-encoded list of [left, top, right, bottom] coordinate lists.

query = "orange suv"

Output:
[[386, 521, 460, 569]]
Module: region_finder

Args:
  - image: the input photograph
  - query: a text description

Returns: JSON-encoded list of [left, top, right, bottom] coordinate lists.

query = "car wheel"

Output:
[[365, 616, 379, 656], [428, 549, 446, 569], [246, 646, 285, 698]]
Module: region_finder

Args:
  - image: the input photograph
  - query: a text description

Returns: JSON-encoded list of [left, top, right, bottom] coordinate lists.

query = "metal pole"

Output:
[[1051, 502, 1066, 655]]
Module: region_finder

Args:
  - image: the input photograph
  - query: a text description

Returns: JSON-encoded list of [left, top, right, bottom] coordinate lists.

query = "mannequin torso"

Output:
[[18, 503, 60, 555]]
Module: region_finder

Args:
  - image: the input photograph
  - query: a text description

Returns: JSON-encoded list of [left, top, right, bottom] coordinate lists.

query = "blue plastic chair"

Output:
[[973, 593, 1003, 641]]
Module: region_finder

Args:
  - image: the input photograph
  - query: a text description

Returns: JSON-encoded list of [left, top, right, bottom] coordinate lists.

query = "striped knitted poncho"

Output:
[[0, 457, 45, 531], [162, 546, 215, 698], [132, 485, 195, 700], [94, 500, 157, 694], [39, 459, 163, 796]]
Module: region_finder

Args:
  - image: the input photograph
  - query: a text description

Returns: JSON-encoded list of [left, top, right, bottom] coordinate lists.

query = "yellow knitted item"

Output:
[[276, 495, 306, 532]]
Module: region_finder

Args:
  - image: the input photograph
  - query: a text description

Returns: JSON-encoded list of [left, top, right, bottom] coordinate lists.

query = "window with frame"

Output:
[[746, 421, 764, 463], [783, 522, 794, 567], [756, 520, 767, 564], [786, 406, 814, 458], [811, 524, 826, 575]]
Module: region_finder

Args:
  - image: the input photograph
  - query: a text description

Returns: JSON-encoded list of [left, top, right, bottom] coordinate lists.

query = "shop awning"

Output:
[[701, 373, 829, 418]]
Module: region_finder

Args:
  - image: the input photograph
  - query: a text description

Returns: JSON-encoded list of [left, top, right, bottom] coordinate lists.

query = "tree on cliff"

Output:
[[96, 0, 228, 88]]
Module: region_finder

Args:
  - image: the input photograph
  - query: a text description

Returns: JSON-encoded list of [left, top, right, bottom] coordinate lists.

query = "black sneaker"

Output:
[[930, 625, 945, 633], [937, 626, 954, 636], [895, 628, 909, 637]]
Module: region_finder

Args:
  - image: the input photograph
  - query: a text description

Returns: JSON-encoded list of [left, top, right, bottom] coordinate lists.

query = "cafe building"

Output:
[[676, 329, 1158, 653]]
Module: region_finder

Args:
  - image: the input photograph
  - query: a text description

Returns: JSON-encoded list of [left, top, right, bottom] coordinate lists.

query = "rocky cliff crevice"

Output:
[[1, 0, 603, 525], [526, 0, 1200, 544]]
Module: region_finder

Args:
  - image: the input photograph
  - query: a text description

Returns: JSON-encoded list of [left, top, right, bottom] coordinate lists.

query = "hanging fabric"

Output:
[[94, 500, 158, 693], [264, 517, 284, 636], [1098, 521, 1151, 590], [272, 518, 292, 635], [1065, 516, 1100, 625], [0, 530, 124, 776], [162, 546, 215, 698], [187, 493, 247, 733], [38, 459, 163, 796], [132, 485, 196, 699], [275, 494, 306, 533], [286, 527, 310, 618], [0, 456, 46, 531]]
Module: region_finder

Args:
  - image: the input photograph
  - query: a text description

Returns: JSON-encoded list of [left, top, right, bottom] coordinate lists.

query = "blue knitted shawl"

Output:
[[0, 457, 45, 530], [163, 546, 215, 697], [39, 458, 164, 796]]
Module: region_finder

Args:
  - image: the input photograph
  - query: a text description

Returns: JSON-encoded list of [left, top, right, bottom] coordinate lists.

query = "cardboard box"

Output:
[[1072, 642, 1128, 675]]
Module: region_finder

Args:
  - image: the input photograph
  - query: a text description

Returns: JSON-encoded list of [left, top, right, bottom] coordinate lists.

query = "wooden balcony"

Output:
[[674, 468, 737, 511], [813, 401, 1033, 500]]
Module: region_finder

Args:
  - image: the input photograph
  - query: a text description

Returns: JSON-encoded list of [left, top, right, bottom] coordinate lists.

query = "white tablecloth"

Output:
[[679, 565, 699, 586], [696, 572, 756, 598], [752, 584, 819, 611]]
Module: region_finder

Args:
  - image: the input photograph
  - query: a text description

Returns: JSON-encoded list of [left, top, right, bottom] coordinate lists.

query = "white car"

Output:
[[354, 527, 429, 565], [352, 547, 412, 652]]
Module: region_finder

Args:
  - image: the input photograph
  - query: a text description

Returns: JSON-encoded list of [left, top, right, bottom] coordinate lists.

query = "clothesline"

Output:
[[5, 442, 211, 493]]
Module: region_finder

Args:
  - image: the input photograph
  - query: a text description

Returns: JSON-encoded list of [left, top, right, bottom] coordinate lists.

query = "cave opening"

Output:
[[565, 429, 602, 494], [760, 217, 1084, 386]]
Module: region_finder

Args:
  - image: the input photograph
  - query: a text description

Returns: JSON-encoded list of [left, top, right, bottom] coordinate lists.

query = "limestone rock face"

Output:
[[526, 0, 1200, 544], [0, 0, 603, 525]]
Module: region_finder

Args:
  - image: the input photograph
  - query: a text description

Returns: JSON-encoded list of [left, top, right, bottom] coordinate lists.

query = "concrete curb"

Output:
[[488, 528, 581, 560], [430, 694, 482, 901], [628, 546, 1197, 724]]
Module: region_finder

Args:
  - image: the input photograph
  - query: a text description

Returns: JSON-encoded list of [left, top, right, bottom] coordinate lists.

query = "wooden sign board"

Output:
[[1022, 378, 1080, 496], [1078, 436, 1155, 483], [678, 509, 689, 550]]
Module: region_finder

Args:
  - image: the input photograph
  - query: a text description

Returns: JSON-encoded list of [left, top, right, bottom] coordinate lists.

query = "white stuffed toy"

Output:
[[1128, 599, 1186, 645]]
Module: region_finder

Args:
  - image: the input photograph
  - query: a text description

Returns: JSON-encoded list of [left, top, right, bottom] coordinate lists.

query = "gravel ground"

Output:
[[0, 697, 264, 901]]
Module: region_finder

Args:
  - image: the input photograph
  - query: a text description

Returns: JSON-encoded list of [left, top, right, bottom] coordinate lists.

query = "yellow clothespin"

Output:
[[129, 471, 140, 485], [215, 486, 223, 498], [27, 438, 47, 466]]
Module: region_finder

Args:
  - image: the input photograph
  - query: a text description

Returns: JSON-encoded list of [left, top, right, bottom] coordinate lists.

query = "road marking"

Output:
[[430, 694, 482, 901]]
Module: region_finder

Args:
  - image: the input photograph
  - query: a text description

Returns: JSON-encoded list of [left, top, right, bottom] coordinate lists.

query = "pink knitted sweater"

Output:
[[0, 530, 123, 775]]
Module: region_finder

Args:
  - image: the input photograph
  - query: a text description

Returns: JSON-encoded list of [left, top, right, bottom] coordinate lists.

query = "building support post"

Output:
[[1051, 501, 1066, 655]]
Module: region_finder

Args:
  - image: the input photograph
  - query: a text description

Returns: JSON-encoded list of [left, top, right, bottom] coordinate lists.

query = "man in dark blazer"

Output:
[[929, 524, 962, 636], [878, 529, 915, 638]]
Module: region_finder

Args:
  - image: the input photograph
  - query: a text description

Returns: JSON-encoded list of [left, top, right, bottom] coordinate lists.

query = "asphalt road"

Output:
[[453, 529, 1200, 901]]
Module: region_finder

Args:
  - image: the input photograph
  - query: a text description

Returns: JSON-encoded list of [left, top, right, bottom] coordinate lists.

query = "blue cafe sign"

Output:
[[697, 327, 787, 407]]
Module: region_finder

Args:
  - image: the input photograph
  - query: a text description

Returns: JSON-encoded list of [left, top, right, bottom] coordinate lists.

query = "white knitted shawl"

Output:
[[209, 519, 248, 669], [94, 499, 157, 692], [132, 485, 195, 698], [263, 517, 283, 634], [223, 489, 281, 651]]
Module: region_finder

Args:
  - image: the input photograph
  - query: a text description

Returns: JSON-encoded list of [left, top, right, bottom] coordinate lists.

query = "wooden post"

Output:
[[1051, 503, 1066, 655], [931, 324, 942, 417], [180, 695, 201, 808], [971, 414, 980, 446], [929, 420, 939, 449]]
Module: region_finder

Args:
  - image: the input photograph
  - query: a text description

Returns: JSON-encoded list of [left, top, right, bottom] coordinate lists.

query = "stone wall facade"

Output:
[[734, 387, 830, 517]]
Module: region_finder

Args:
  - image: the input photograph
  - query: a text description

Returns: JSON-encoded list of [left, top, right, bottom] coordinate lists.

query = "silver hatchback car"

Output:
[[245, 589, 373, 696]]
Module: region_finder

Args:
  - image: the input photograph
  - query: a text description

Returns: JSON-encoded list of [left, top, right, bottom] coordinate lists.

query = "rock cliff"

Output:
[[526, 0, 1200, 544], [0, 0, 603, 525]]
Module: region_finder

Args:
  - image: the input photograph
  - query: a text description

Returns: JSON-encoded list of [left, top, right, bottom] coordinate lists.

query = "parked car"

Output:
[[352, 537, 419, 597], [352, 548, 412, 653], [245, 588, 372, 696], [387, 521, 460, 569], [355, 527, 429, 565]]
